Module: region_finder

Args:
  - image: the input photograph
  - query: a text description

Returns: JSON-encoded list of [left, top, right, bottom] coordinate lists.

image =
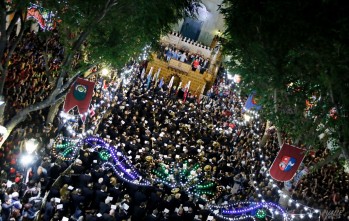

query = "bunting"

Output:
[[63, 78, 95, 122], [168, 76, 174, 93], [244, 92, 262, 111], [158, 77, 164, 88], [183, 81, 191, 103], [269, 143, 306, 182], [140, 68, 146, 79]]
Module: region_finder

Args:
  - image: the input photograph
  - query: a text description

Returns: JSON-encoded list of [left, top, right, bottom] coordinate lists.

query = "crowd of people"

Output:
[[3, 31, 62, 121], [159, 44, 210, 74], [1, 30, 349, 221]]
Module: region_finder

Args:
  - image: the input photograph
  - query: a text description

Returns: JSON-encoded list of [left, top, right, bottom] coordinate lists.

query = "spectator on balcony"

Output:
[[179, 52, 187, 63], [200, 59, 210, 74], [191, 59, 200, 71], [165, 48, 173, 62], [171, 49, 179, 60]]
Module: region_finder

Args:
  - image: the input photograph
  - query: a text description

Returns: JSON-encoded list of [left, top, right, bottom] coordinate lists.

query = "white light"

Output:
[[25, 138, 38, 154], [20, 154, 34, 166], [315, 209, 319, 213], [233, 74, 241, 83], [0, 125, 7, 135], [101, 68, 109, 76], [309, 213, 313, 218], [296, 203, 300, 207], [243, 114, 251, 122], [300, 214, 304, 219]]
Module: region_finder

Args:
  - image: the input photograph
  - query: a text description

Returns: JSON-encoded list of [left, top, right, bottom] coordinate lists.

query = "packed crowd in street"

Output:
[[1, 32, 349, 221]]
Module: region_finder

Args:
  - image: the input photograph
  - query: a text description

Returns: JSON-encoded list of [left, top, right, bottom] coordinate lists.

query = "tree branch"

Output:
[[57, 0, 118, 87], [310, 148, 341, 173]]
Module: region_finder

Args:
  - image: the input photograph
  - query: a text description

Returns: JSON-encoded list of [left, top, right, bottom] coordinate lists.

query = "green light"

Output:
[[62, 147, 73, 156], [99, 150, 111, 161], [56, 142, 73, 149], [255, 209, 266, 219]]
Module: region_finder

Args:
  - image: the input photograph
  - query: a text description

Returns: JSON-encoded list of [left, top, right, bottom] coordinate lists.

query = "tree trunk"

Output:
[[0, 111, 26, 147], [276, 129, 283, 147], [46, 98, 64, 125], [0, 94, 58, 147], [341, 142, 349, 162], [0, 104, 5, 125], [259, 120, 271, 147], [274, 89, 283, 147], [0, 66, 7, 97]]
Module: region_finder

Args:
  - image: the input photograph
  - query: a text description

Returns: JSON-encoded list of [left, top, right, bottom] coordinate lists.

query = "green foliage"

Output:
[[221, 0, 349, 149], [43, 0, 200, 68]]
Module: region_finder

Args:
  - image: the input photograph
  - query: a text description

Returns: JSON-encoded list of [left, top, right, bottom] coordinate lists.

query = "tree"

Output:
[[220, 0, 349, 162], [0, 0, 200, 147]]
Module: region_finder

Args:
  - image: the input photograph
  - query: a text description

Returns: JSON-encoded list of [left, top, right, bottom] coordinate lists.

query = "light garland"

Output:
[[83, 136, 151, 186], [255, 209, 266, 219], [52, 136, 81, 161], [53, 59, 324, 221], [246, 113, 321, 220]]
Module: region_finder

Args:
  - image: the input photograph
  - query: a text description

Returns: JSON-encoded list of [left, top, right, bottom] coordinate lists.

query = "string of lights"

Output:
[[54, 52, 323, 220]]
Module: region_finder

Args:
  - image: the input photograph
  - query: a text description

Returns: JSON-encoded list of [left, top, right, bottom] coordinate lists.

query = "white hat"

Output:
[[12, 192, 19, 198]]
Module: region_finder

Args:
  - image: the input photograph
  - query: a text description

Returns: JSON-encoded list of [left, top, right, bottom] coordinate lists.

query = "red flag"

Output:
[[63, 78, 95, 122], [183, 81, 191, 103], [269, 143, 306, 182], [102, 80, 108, 90]]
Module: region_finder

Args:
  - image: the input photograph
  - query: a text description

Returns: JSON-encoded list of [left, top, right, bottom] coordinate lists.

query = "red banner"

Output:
[[63, 78, 95, 122], [269, 143, 306, 182]]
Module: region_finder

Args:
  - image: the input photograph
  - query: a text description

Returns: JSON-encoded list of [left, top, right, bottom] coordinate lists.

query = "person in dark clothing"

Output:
[[102, 210, 116, 221], [71, 188, 85, 211], [131, 202, 147, 221], [82, 183, 94, 207], [145, 209, 159, 221], [183, 207, 195, 221], [43, 198, 55, 221], [133, 189, 147, 206], [94, 185, 108, 210], [1, 197, 13, 221]]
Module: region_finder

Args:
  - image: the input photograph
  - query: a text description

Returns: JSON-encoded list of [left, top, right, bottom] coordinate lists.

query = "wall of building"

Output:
[[172, 0, 225, 46]]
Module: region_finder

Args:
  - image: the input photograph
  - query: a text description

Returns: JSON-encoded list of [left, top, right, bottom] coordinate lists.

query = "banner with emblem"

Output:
[[63, 78, 95, 122], [269, 143, 306, 182], [244, 92, 262, 111]]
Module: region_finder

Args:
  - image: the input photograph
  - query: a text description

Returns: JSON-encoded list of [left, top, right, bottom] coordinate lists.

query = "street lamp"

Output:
[[20, 154, 34, 167], [20, 138, 39, 176], [25, 138, 38, 154], [101, 68, 109, 76]]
